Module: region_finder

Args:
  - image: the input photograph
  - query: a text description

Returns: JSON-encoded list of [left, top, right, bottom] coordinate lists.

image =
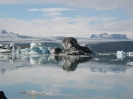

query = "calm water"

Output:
[[0, 53, 133, 99]]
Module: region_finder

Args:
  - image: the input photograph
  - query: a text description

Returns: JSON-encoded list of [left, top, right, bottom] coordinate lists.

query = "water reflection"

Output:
[[0, 53, 133, 74], [116, 54, 125, 60], [89, 65, 127, 73], [62, 56, 91, 71], [29, 55, 62, 66], [90, 53, 133, 73], [0, 54, 92, 73], [0, 53, 133, 99], [93, 53, 133, 65]]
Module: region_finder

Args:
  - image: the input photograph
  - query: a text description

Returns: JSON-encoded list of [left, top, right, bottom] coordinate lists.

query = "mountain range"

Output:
[[0, 30, 33, 40], [90, 33, 128, 39], [0, 30, 130, 42]]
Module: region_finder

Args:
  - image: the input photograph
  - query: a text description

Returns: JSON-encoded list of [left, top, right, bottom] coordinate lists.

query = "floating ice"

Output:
[[116, 51, 125, 60], [0, 42, 51, 60], [29, 43, 50, 55], [12, 42, 50, 58], [38, 43, 50, 54], [0, 43, 13, 53], [116, 51, 125, 55]]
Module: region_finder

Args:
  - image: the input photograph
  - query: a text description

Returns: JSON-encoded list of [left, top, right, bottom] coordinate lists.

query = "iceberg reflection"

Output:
[[62, 56, 91, 71], [0, 52, 133, 74], [0, 53, 91, 73]]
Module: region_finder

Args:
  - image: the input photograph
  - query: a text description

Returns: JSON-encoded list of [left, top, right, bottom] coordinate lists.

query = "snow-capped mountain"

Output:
[[90, 33, 128, 39], [0, 30, 66, 42], [0, 30, 34, 41], [0, 30, 19, 35]]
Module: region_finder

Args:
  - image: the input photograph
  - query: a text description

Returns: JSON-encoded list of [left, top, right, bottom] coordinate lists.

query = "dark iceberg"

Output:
[[50, 37, 93, 55]]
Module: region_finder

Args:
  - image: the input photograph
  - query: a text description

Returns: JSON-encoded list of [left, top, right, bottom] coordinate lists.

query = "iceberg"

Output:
[[0, 43, 14, 53], [29, 43, 50, 54], [14, 42, 51, 57], [38, 43, 50, 54], [116, 51, 125, 60], [116, 51, 125, 55]]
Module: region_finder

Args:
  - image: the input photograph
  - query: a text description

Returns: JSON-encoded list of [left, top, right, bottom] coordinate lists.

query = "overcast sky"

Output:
[[0, 0, 133, 38]]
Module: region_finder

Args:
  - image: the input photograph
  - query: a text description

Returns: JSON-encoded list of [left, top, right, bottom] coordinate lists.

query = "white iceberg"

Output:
[[116, 51, 125, 60], [116, 51, 125, 55], [29, 43, 50, 55], [15, 42, 51, 57]]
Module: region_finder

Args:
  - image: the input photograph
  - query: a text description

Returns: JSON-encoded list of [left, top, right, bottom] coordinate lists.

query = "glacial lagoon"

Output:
[[0, 53, 133, 99]]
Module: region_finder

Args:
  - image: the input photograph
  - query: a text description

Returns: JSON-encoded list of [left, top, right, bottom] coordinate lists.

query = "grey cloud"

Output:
[[1, 0, 133, 10], [32, 0, 133, 10]]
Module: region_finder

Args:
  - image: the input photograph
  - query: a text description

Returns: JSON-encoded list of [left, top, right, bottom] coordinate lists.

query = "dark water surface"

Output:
[[0, 53, 133, 99]]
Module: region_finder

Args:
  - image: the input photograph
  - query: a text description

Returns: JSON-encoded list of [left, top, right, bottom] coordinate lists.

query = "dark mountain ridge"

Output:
[[89, 41, 133, 53]]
